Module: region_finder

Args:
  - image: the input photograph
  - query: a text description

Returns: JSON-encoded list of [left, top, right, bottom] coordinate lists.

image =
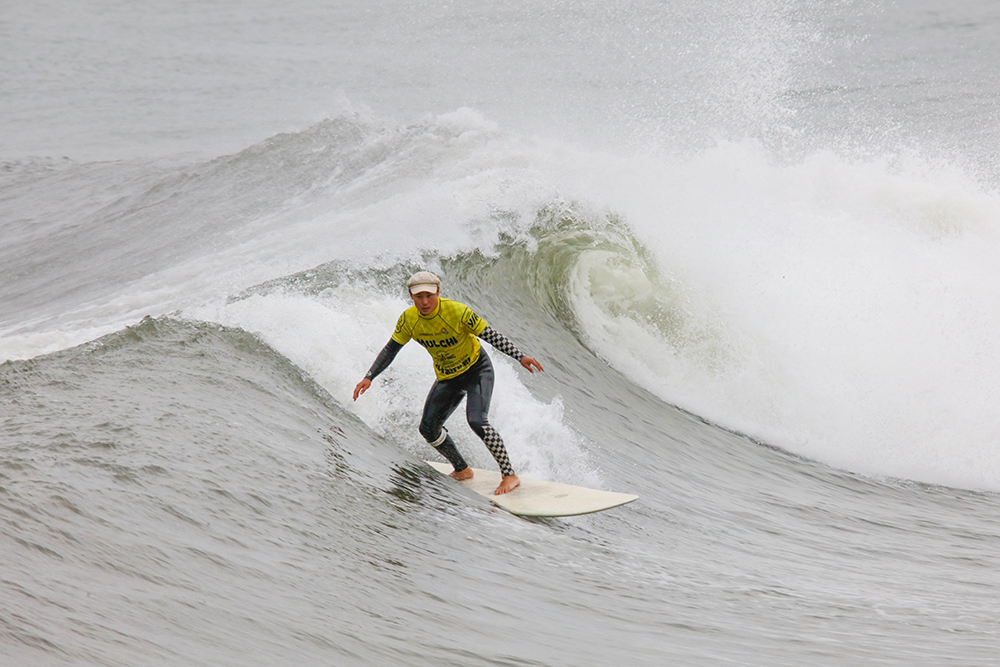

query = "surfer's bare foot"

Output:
[[450, 467, 473, 481], [495, 474, 520, 495]]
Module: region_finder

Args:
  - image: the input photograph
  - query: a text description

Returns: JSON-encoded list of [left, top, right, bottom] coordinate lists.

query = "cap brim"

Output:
[[409, 284, 439, 294]]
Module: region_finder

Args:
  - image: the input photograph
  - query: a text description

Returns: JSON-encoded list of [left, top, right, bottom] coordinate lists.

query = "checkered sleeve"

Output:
[[478, 326, 524, 361]]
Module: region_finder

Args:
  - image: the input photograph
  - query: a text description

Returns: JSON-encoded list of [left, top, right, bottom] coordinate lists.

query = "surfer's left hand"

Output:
[[353, 378, 371, 400], [521, 357, 544, 373]]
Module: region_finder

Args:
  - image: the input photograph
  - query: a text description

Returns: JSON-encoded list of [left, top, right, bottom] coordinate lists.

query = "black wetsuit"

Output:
[[365, 317, 525, 477]]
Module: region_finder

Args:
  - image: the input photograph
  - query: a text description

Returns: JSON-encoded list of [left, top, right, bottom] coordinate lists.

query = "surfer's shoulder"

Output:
[[392, 306, 421, 343], [438, 299, 486, 333], [436, 298, 464, 313]]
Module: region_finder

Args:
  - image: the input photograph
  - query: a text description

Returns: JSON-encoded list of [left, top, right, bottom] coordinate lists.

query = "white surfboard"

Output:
[[425, 461, 638, 517]]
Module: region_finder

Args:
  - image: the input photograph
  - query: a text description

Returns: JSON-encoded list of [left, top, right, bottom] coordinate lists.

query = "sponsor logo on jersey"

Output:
[[462, 309, 481, 330], [436, 356, 474, 377], [417, 336, 458, 349]]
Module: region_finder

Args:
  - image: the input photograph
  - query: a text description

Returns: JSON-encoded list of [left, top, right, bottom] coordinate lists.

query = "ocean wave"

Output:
[[7, 107, 1000, 492]]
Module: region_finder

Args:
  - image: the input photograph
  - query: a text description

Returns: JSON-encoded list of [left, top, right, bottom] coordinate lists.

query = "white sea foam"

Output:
[[567, 140, 1000, 490]]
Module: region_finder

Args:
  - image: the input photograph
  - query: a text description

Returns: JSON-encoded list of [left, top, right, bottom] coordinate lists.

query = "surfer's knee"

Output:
[[467, 417, 488, 439], [419, 421, 441, 443]]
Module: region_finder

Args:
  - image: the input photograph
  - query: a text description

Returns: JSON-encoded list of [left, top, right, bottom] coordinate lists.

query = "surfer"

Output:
[[353, 271, 544, 495]]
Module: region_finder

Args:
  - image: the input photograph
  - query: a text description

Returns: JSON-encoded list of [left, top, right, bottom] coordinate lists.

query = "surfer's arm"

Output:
[[366, 339, 404, 380], [478, 326, 523, 360], [478, 326, 544, 373], [354, 339, 404, 400]]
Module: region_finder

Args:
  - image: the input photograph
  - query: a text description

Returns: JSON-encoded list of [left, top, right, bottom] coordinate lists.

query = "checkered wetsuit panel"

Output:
[[481, 424, 515, 477], [478, 326, 524, 361]]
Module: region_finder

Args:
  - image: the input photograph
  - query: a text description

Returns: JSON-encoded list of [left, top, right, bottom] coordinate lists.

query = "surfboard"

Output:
[[425, 461, 638, 517]]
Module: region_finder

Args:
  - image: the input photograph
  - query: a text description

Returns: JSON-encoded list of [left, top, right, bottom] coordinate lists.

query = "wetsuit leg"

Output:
[[420, 379, 469, 471], [464, 352, 515, 477]]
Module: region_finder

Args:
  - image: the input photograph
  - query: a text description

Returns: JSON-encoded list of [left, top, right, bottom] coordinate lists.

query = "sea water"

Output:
[[3, 1, 1000, 665]]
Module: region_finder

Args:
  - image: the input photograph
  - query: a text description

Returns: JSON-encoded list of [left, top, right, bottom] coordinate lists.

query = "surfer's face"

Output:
[[411, 288, 439, 315]]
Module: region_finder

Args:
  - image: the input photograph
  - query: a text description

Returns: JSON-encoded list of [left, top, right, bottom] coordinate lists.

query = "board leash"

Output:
[[373, 400, 424, 446]]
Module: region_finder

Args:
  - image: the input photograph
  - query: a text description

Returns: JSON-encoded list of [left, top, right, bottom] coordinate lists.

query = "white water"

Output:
[[5, 2, 1000, 664]]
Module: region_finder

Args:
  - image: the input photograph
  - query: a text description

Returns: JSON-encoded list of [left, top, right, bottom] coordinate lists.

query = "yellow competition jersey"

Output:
[[391, 298, 489, 380]]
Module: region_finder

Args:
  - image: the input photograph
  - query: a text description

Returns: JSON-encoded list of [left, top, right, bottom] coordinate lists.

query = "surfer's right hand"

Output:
[[353, 378, 371, 401]]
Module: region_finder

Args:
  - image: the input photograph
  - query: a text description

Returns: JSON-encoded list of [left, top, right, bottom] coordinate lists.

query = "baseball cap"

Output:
[[407, 271, 441, 294]]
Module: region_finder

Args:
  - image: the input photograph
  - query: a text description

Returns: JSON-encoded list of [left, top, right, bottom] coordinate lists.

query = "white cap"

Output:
[[407, 271, 441, 294]]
